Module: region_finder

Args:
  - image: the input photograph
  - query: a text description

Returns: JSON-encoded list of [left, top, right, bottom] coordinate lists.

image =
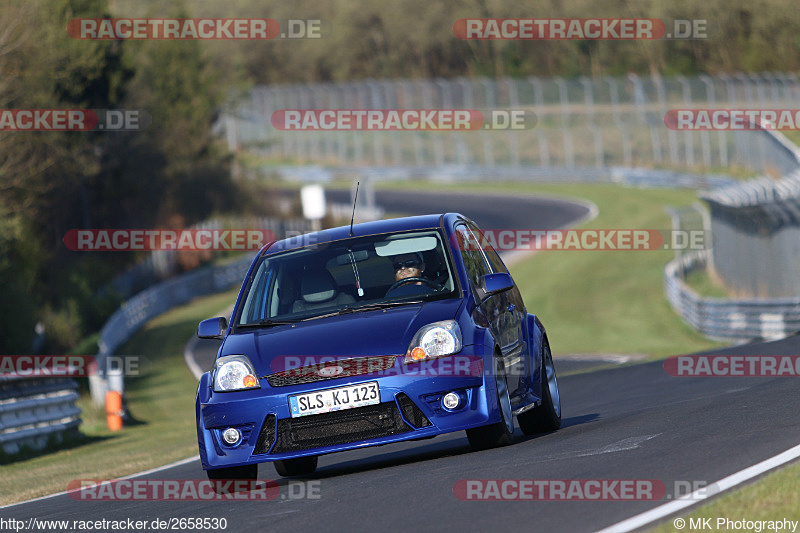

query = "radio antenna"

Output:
[[349, 181, 360, 237]]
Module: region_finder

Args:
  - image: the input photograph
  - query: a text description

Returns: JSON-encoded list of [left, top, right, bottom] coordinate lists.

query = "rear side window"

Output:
[[467, 222, 509, 274], [454, 222, 492, 290]]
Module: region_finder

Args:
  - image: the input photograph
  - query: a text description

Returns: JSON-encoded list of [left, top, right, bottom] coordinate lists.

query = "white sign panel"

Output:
[[301, 185, 326, 220]]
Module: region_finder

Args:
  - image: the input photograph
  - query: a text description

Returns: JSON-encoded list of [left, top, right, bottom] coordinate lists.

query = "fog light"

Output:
[[442, 392, 461, 410], [222, 427, 241, 445]]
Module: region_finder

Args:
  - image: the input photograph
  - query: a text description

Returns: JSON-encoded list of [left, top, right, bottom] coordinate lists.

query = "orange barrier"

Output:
[[105, 391, 123, 431]]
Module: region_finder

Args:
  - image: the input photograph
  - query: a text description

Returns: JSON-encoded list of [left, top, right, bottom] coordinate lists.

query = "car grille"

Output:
[[397, 393, 432, 427], [264, 355, 398, 387], [260, 398, 431, 455], [254, 415, 276, 454]]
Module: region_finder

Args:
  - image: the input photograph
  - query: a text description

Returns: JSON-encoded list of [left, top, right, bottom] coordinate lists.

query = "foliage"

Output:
[[178, 0, 800, 84], [0, 0, 232, 353]]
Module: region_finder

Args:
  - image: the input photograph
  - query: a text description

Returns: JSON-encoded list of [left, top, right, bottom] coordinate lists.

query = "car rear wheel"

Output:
[[274, 455, 318, 477], [466, 354, 514, 450], [518, 341, 562, 435]]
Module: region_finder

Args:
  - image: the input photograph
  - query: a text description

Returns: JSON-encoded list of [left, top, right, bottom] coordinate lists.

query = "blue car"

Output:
[[195, 213, 561, 479]]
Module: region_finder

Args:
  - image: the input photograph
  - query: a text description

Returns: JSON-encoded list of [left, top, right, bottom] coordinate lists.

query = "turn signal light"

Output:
[[410, 347, 427, 361]]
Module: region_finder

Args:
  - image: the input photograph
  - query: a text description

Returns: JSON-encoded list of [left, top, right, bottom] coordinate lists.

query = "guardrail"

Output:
[[664, 251, 800, 341], [700, 132, 800, 298], [660, 125, 800, 341], [0, 376, 81, 456], [224, 72, 800, 174], [275, 164, 736, 189], [90, 254, 254, 407], [106, 216, 313, 300]]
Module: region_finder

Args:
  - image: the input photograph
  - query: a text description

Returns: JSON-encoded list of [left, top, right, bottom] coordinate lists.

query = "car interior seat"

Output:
[[292, 268, 355, 313]]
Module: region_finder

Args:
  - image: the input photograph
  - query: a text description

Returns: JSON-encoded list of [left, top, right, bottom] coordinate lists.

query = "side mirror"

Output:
[[476, 273, 514, 302], [198, 317, 228, 340]]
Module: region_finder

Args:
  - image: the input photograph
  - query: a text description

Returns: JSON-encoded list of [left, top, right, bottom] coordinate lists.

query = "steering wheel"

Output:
[[387, 276, 443, 293]]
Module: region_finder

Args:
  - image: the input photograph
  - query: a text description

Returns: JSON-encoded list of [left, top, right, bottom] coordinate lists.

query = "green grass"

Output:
[[651, 460, 800, 532], [782, 131, 800, 148], [683, 268, 730, 299], [0, 289, 238, 506], [69, 332, 100, 356]]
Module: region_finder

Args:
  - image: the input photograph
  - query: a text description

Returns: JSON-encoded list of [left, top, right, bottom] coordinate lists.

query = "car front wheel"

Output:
[[518, 341, 562, 435], [467, 353, 514, 450]]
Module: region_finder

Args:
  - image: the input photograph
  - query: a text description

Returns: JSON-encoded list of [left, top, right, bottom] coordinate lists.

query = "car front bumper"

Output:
[[197, 349, 500, 469]]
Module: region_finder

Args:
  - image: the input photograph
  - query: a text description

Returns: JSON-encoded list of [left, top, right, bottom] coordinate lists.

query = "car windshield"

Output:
[[235, 229, 458, 327]]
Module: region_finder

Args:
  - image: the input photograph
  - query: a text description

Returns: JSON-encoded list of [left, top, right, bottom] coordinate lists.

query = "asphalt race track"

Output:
[[6, 190, 800, 533]]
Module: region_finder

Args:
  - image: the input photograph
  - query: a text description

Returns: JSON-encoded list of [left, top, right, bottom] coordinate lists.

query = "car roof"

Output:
[[264, 213, 464, 254]]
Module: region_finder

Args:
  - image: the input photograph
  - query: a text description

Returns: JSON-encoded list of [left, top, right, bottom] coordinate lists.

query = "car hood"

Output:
[[221, 299, 464, 376]]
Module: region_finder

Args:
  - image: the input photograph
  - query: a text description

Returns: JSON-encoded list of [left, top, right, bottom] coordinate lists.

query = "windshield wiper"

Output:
[[237, 319, 299, 329], [303, 301, 425, 321], [351, 300, 424, 311], [299, 307, 357, 321]]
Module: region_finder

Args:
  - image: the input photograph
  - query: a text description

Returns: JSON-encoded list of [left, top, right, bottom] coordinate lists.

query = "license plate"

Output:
[[288, 382, 380, 418]]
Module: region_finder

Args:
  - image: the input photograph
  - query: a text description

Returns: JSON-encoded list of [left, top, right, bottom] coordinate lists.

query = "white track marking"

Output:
[[184, 334, 205, 380], [595, 442, 800, 532], [184, 305, 234, 380], [0, 455, 200, 510], [502, 195, 599, 267]]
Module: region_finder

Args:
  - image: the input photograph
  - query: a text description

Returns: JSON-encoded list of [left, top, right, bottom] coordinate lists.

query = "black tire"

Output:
[[206, 464, 258, 493], [466, 353, 514, 450], [274, 455, 318, 477], [518, 341, 562, 435]]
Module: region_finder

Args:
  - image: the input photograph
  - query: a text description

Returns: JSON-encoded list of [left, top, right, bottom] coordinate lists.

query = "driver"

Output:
[[386, 252, 432, 297]]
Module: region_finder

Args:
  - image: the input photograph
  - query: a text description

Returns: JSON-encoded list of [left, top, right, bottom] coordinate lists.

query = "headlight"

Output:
[[213, 355, 260, 392], [404, 320, 462, 364]]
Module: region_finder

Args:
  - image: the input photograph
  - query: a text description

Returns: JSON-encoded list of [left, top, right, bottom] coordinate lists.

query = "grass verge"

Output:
[[651, 459, 800, 531], [683, 268, 730, 299], [0, 289, 238, 506]]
